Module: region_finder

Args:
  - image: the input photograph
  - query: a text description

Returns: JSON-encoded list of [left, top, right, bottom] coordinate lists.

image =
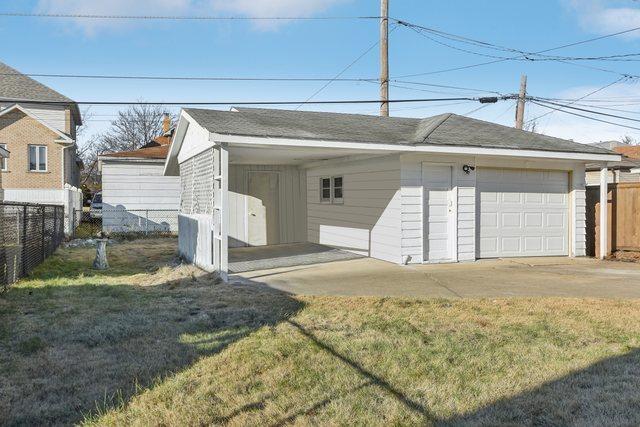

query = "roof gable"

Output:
[[0, 104, 73, 143]]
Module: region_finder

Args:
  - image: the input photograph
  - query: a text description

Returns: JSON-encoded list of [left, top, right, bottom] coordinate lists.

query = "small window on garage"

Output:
[[332, 176, 343, 204], [320, 177, 331, 203]]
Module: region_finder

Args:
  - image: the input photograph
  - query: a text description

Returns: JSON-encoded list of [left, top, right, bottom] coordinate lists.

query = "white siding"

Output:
[[572, 164, 587, 257], [102, 161, 181, 210], [401, 154, 476, 263], [0, 103, 67, 133], [102, 160, 181, 232], [400, 154, 586, 263], [306, 155, 402, 264], [228, 164, 307, 247]]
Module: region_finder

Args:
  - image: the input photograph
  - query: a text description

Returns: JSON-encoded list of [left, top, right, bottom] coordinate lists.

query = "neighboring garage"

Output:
[[164, 108, 620, 280], [477, 168, 569, 258]]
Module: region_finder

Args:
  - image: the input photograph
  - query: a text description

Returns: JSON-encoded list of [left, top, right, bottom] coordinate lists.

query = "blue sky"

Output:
[[1, 0, 640, 148]]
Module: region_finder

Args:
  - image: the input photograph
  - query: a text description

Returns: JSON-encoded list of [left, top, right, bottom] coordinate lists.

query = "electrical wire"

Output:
[[0, 96, 490, 106], [525, 77, 628, 123], [530, 100, 640, 131], [393, 19, 640, 79], [0, 72, 379, 82], [531, 98, 640, 123], [0, 12, 379, 20], [294, 23, 398, 109]]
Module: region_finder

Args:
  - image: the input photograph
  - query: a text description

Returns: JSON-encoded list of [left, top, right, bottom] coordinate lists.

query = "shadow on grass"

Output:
[[438, 348, 640, 426], [0, 271, 303, 425]]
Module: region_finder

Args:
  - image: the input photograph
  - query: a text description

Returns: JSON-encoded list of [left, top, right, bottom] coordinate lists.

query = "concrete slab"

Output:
[[228, 243, 362, 273], [231, 257, 640, 298]]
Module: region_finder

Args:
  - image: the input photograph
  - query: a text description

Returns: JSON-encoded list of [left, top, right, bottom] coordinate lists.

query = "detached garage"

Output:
[[164, 107, 620, 280]]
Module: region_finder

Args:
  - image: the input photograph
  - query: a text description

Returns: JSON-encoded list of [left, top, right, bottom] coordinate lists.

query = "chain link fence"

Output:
[[72, 208, 179, 239], [0, 202, 65, 290]]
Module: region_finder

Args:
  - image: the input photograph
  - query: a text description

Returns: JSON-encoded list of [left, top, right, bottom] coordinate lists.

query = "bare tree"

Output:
[[79, 104, 175, 193], [621, 135, 638, 145]]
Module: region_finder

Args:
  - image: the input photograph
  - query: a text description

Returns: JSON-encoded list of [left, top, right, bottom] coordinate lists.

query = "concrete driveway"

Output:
[[232, 257, 640, 298]]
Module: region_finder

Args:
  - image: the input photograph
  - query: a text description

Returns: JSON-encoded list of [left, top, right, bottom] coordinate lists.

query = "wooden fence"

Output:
[[586, 183, 640, 258]]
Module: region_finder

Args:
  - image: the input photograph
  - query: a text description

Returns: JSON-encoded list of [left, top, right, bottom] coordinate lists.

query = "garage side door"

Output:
[[478, 168, 569, 258]]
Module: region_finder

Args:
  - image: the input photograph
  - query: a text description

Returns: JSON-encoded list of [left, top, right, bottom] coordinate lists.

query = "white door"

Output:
[[247, 172, 280, 246], [478, 168, 568, 258], [423, 163, 455, 262]]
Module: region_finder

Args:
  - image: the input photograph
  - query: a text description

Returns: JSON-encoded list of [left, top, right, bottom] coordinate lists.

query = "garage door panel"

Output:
[[478, 168, 568, 258]]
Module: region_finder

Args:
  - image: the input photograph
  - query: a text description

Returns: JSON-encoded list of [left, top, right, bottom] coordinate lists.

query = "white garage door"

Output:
[[478, 168, 569, 258]]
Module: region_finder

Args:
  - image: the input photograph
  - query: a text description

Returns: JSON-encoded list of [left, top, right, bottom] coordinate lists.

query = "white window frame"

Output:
[[320, 177, 332, 203], [0, 144, 7, 171], [319, 176, 344, 204], [332, 176, 344, 204], [28, 145, 47, 172]]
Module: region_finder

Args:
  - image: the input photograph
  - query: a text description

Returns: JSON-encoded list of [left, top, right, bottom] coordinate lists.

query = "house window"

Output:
[[320, 177, 331, 203], [332, 176, 343, 203], [0, 144, 6, 171], [319, 176, 344, 204], [29, 145, 47, 172]]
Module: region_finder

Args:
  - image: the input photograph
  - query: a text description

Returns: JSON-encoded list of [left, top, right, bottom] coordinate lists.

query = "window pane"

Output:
[[0, 144, 5, 170], [322, 188, 331, 199], [321, 178, 331, 189], [333, 177, 342, 188], [334, 187, 343, 199], [38, 146, 46, 171], [29, 146, 37, 170]]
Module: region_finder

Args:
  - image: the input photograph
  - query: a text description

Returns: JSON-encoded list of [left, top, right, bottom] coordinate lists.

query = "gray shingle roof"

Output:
[[0, 61, 73, 103], [184, 107, 614, 156]]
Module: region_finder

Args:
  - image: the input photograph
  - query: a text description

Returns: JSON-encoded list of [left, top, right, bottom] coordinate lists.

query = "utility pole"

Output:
[[380, 0, 389, 117], [515, 74, 527, 129]]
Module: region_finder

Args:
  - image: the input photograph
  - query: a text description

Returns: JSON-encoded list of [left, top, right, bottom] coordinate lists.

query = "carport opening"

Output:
[[225, 144, 397, 274]]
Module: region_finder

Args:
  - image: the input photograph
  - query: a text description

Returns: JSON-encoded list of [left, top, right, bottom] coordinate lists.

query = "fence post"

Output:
[[145, 210, 149, 236], [53, 206, 57, 248], [41, 206, 46, 261], [21, 205, 27, 276]]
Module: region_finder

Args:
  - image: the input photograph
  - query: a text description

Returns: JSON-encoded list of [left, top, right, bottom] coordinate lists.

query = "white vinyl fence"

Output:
[[3, 185, 83, 234]]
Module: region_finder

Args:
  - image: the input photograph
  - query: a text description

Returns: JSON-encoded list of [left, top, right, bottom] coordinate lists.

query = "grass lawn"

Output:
[[2, 238, 640, 425]]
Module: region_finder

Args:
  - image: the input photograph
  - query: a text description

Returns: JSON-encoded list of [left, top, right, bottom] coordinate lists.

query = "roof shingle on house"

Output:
[[184, 107, 613, 155], [0, 61, 81, 124], [101, 144, 170, 160]]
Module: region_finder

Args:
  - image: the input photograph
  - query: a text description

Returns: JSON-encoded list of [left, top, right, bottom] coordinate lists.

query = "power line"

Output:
[[391, 80, 502, 95], [531, 98, 640, 123], [0, 12, 379, 20], [0, 96, 493, 106], [530, 100, 640, 131], [294, 23, 398, 110], [0, 72, 379, 82], [393, 19, 640, 79], [525, 77, 628, 123]]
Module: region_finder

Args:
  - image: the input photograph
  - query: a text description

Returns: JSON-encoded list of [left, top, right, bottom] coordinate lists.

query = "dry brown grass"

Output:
[[2, 239, 640, 425]]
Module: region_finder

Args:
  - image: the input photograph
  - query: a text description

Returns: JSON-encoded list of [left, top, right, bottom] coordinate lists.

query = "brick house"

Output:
[[0, 61, 83, 229]]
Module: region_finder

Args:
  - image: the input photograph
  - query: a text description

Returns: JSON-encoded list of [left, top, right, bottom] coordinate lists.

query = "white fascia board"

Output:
[[211, 133, 622, 163], [0, 103, 74, 143], [163, 109, 196, 176]]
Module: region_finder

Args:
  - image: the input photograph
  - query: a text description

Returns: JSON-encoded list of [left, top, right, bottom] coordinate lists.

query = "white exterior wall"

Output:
[[101, 160, 181, 232], [400, 154, 587, 263], [400, 153, 476, 263], [228, 164, 307, 247], [306, 155, 402, 264], [572, 164, 587, 257], [3, 185, 82, 234]]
